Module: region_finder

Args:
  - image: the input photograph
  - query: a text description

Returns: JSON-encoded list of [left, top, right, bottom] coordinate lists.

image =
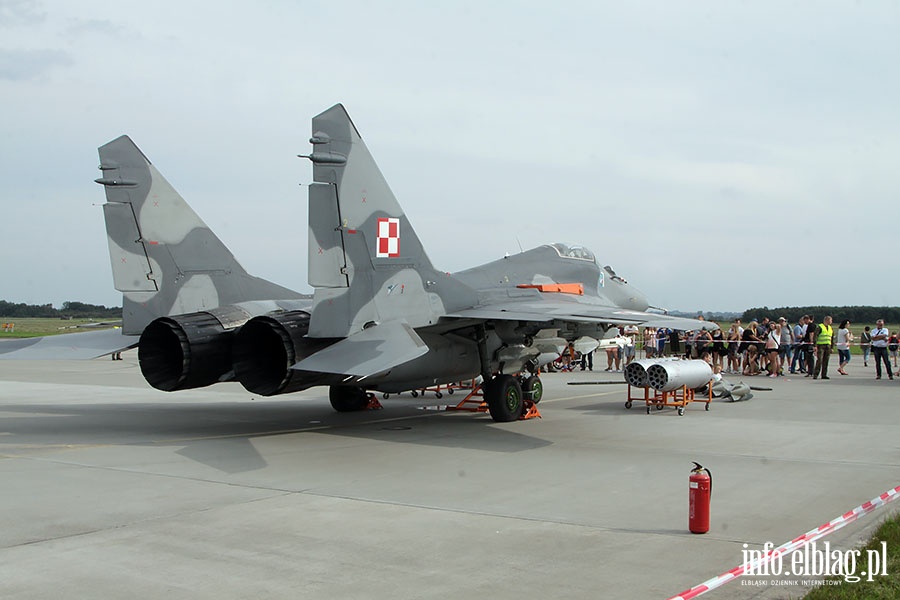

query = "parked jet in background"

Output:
[[0, 104, 714, 421]]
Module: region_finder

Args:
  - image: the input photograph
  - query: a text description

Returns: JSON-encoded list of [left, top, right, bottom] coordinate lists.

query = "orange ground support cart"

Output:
[[625, 382, 712, 416]]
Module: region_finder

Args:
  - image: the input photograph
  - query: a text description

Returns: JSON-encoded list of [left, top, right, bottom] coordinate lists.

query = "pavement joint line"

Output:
[[292, 488, 756, 543], [1, 490, 297, 551]]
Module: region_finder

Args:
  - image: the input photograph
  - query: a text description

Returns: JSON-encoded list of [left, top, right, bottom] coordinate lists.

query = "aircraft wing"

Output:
[[0, 328, 137, 360], [446, 301, 718, 331], [291, 320, 428, 378]]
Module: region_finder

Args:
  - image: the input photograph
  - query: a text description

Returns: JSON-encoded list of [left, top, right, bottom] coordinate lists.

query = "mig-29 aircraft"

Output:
[[0, 104, 715, 422]]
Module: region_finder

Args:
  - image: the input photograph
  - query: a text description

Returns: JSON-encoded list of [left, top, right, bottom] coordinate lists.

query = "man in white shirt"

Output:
[[871, 319, 893, 380], [790, 316, 808, 374], [623, 324, 639, 365]]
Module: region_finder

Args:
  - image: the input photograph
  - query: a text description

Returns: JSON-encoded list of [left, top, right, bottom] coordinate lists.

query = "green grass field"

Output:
[[803, 515, 900, 599], [0, 317, 121, 338]]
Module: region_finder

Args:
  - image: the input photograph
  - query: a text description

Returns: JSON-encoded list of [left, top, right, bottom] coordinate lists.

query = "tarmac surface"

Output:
[[1, 352, 899, 599]]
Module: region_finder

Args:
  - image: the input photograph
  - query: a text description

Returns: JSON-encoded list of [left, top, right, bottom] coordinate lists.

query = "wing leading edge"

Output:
[[446, 302, 718, 331]]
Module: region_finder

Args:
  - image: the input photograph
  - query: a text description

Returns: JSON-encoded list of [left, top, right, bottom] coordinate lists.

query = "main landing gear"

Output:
[[482, 373, 542, 422], [329, 372, 542, 423]]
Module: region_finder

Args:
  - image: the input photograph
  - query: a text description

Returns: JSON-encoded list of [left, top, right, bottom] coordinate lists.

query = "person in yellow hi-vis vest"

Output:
[[812, 315, 835, 380]]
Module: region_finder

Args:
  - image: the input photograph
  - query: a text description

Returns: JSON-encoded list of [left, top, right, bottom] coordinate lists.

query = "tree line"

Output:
[[3, 299, 898, 325], [740, 306, 900, 325], [0, 300, 122, 319]]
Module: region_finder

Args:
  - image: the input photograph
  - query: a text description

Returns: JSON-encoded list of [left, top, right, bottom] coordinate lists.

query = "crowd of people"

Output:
[[638, 316, 900, 380]]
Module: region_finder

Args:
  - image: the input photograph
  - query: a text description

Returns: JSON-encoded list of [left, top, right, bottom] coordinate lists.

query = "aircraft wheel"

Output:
[[485, 374, 524, 422], [329, 386, 369, 412], [522, 375, 543, 404]]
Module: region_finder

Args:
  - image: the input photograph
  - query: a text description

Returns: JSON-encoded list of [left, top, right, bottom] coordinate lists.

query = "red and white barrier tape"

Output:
[[667, 484, 900, 600]]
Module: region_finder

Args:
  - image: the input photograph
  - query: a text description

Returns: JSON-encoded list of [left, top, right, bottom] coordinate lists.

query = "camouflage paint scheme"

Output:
[[0, 104, 715, 420], [296, 105, 714, 389], [98, 136, 310, 336]]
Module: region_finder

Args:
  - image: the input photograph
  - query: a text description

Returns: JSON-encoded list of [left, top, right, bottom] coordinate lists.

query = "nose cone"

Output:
[[622, 285, 649, 311], [604, 277, 648, 311]]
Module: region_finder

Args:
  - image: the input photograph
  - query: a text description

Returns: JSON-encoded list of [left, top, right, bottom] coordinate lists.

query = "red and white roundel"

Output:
[[376, 217, 400, 258]]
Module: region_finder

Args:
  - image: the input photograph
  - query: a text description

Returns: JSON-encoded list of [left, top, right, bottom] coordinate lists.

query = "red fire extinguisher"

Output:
[[689, 462, 712, 534]]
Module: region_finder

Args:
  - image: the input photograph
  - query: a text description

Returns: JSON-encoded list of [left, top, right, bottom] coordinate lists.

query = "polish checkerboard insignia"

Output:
[[376, 217, 400, 258]]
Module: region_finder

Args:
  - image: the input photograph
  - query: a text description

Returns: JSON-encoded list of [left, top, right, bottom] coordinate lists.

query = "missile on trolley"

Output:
[[623, 357, 680, 387], [645, 360, 713, 392]]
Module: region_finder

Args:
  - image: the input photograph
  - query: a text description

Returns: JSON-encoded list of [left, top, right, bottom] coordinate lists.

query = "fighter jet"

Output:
[[0, 104, 715, 422]]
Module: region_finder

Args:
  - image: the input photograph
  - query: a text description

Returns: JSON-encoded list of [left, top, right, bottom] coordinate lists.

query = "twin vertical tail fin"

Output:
[[97, 136, 301, 334], [303, 104, 453, 339]]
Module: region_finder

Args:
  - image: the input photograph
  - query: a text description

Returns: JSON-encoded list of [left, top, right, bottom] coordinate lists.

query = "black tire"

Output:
[[329, 386, 368, 412], [522, 375, 543, 404], [485, 375, 524, 422]]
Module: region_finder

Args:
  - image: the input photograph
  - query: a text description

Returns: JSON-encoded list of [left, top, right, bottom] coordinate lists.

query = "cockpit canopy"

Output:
[[547, 242, 597, 264], [547, 243, 630, 286]]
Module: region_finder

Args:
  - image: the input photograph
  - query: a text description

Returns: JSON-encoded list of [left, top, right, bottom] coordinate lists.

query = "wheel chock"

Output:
[[365, 393, 384, 410], [520, 400, 542, 420]]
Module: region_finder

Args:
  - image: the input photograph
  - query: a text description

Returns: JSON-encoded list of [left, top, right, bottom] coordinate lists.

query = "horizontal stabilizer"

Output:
[[291, 320, 428, 378], [0, 329, 136, 360]]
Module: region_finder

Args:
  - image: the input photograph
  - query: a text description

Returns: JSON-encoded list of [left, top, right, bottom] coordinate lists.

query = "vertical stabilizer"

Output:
[[304, 105, 473, 338], [97, 136, 303, 334]]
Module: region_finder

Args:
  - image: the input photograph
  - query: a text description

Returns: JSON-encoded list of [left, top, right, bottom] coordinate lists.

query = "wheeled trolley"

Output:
[[624, 382, 712, 416]]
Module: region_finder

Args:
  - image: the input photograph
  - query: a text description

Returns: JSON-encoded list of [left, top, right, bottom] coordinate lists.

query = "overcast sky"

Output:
[[2, 1, 898, 313]]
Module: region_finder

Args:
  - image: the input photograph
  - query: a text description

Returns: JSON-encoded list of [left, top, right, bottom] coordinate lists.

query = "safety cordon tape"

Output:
[[667, 483, 900, 600]]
